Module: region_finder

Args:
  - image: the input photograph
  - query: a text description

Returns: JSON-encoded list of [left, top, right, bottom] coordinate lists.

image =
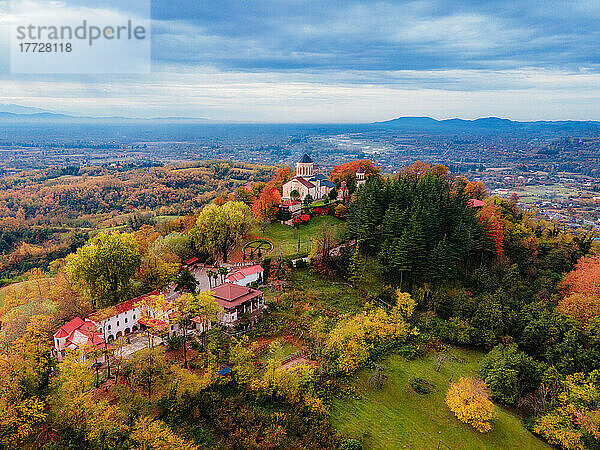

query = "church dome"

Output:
[[300, 154, 313, 163]]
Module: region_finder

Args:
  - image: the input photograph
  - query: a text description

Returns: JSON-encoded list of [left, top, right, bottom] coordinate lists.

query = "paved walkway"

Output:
[[113, 331, 164, 360]]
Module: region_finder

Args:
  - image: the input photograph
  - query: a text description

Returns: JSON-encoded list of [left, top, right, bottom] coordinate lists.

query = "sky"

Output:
[[0, 0, 599, 122]]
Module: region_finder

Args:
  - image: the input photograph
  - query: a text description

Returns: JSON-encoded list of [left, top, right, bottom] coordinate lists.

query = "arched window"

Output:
[[117, 321, 120, 327]]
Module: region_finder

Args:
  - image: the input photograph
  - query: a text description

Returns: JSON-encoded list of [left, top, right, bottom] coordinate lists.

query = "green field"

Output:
[[310, 199, 333, 208], [331, 347, 550, 450], [258, 340, 299, 363], [252, 215, 345, 257], [514, 183, 597, 205]]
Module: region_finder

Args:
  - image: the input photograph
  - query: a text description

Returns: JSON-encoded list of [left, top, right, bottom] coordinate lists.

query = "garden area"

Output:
[[248, 215, 345, 258], [242, 239, 274, 260], [331, 347, 551, 450]]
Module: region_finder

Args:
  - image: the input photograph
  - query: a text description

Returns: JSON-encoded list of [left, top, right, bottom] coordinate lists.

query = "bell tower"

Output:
[[296, 154, 314, 178], [356, 166, 366, 187]]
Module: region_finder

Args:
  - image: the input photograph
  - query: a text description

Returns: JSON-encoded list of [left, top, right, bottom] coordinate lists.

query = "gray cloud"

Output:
[[150, 0, 600, 72]]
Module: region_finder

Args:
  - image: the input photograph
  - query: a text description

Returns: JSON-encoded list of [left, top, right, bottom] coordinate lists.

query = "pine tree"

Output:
[[428, 236, 455, 284], [391, 233, 411, 290], [408, 214, 427, 287]]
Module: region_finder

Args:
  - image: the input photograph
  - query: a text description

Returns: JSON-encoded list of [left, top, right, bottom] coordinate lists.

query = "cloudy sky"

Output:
[[0, 0, 599, 122]]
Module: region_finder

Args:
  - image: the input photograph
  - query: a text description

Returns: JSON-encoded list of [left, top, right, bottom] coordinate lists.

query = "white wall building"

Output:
[[87, 291, 159, 342], [226, 264, 264, 287]]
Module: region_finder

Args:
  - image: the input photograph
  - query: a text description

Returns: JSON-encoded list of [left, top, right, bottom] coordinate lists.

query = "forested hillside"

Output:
[[0, 159, 598, 449], [0, 160, 275, 281]]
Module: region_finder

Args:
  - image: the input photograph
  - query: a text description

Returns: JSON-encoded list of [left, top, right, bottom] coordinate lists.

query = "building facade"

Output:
[[53, 290, 178, 360], [210, 282, 265, 328], [281, 154, 336, 201]]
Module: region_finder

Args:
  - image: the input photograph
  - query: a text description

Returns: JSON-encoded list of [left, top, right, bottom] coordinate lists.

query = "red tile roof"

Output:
[[56, 318, 106, 350], [240, 265, 264, 276], [211, 283, 263, 309], [226, 264, 264, 283], [294, 177, 315, 189], [467, 198, 486, 208], [53, 317, 85, 339], [280, 199, 301, 207], [88, 290, 159, 322]]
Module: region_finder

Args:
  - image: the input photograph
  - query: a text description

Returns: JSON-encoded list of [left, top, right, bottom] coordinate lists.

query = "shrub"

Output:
[[409, 377, 436, 395], [481, 343, 544, 406], [166, 333, 183, 350], [397, 344, 425, 360], [295, 259, 308, 269], [340, 439, 363, 450], [325, 307, 409, 375]]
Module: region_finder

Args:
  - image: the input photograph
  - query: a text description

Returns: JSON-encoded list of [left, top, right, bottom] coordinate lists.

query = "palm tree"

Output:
[[206, 269, 215, 288], [218, 267, 228, 284]]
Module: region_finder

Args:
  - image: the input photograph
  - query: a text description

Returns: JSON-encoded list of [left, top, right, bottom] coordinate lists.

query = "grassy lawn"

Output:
[[155, 214, 181, 223], [331, 347, 550, 450], [310, 199, 334, 208], [251, 215, 345, 257], [289, 268, 366, 314]]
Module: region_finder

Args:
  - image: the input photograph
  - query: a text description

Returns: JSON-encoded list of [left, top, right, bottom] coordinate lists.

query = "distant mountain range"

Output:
[[0, 104, 214, 123], [0, 103, 599, 132], [371, 116, 600, 133]]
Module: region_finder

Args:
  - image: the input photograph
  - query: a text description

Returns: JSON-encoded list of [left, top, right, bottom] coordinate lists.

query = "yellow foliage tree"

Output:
[[533, 372, 600, 450], [446, 377, 495, 433], [229, 336, 255, 385], [326, 306, 409, 375], [130, 417, 197, 450], [394, 289, 416, 320]]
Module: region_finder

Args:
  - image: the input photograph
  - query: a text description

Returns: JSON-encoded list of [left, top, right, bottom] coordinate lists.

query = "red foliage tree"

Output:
[[478, 202, 504, 256], [268, 167, 292, 192], [330, 159, 380, 187], [560, 255, 600, 297], [400, 161, 449, 183], [465, 181, 488, 200], [252, 187, 282, 223], [558, 255, 600, 326]]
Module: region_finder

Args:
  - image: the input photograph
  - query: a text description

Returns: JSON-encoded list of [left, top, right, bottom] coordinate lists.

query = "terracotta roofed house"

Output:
[[467, 198, 486, 208], [53, 290, 179, 361], [53, 317, 105, 361], [210, 282, 264, 328]]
